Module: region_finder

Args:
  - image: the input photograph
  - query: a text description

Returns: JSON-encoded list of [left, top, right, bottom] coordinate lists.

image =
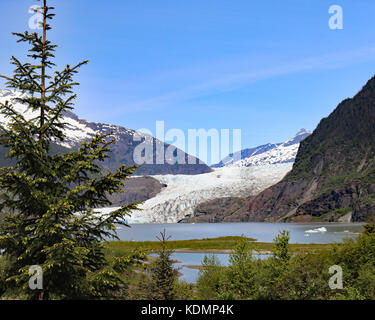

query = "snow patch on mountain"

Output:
[[212, 143, 281, 168], [225, 129, 311, 168], [0, 89, 148, 149], [0, 89, 95, 147], [0, 89, 212, 175]]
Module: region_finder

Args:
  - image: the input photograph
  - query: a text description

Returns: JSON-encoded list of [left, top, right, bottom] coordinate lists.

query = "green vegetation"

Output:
[[124, 230, 195, 300], [148, 231, 179, 300], [106, 236, 332, 255], [131, 230, 179, 300], [288, 198, 299, 207], [327, 207, 352, 215], [0, 0, 141, 300], [311, 207, 352, 221], [195, 227, 375, 300], [276, 76, 375, 223], [102, 225, 375, 300]]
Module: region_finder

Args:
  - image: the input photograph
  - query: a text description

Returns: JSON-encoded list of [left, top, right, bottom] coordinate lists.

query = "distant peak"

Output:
[[361, 75, 375, 91], [281, 129, 311, 147], [295, 128, 311, 136]]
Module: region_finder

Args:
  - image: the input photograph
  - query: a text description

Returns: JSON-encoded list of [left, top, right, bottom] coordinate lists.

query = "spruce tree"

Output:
[[273, 230, 291, 263], [225, 236, 257, 299], [0, 0, 140, 299], [149, 230, 178, 300]]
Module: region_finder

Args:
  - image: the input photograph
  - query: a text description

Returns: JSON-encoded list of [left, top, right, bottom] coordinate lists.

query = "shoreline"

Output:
[[106, 236, 338, 256], [123, 221, 365, 226], [172, 248, 273, 254]]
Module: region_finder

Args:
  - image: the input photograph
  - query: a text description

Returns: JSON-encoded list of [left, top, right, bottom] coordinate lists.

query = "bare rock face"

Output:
[[237, 76, 375, 222], [179, 197, 250, 223], [106, 176, 164, 206]]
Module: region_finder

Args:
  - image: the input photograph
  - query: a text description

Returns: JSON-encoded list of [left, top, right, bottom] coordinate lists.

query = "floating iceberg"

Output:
[[305, 227, 327, 234]]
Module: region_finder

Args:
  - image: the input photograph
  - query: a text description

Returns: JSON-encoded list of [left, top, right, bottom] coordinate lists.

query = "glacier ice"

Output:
[[123, 163, 293, 223]]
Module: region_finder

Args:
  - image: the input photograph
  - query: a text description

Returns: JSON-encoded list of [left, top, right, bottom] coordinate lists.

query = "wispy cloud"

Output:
[[101, 45, 375, 117]]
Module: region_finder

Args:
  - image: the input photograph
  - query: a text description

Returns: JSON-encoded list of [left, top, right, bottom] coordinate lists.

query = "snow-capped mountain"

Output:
[[0, 89, 98, 148], [0, 89, 211, 175], [212, 142, 281, 168], [0, 88, 143, 148], [214, 129, 311, 168]]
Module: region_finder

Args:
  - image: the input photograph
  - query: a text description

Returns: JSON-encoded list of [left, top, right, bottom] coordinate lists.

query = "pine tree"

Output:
[[262, 230, 291, 299], [0, 0, 140, 299], [273, 230, 291, 263], [225, 236, 257, 299], [363, 214, 375, 236], [149, 230, 178, 300]]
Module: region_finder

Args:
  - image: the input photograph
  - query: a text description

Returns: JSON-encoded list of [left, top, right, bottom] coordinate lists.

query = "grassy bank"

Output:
[[105, 236, 334, 256]]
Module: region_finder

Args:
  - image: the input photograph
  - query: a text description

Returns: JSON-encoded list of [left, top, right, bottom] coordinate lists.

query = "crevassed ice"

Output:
[[110, 163, 293, 224]]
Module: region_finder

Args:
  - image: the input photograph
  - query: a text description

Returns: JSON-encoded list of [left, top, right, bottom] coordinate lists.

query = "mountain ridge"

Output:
[[212, 129, 311, 168], [0, 89, 211, 176]]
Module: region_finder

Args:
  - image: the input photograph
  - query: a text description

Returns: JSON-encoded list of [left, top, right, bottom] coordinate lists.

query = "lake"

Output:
[[148, 252, 233, 283], [117, 222, 364, 283], [170, 252, 270, 283], [115, 222, 363, 244]]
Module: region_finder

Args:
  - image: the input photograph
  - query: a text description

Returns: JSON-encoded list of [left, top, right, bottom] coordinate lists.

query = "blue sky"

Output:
[[1, 0, 375, 161]]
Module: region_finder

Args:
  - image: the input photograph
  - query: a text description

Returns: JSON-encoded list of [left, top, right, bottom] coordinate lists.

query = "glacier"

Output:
[[95, 130, 312, 224], [100, 163, 293, 224]]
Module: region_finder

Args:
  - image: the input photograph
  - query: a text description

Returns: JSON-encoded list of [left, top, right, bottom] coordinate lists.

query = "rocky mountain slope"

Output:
[[0, 89, 211, 176], [106, 176, 165, 207], [192, 76, 375, 223]]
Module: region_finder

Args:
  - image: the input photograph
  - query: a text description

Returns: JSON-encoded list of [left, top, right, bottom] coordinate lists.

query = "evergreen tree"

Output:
[[196, 254, 225, 299], [0, 0, 140, 299], [258, 230, 291, 299], [149, 230, 178, 300], [273, 230, 291, 262], [363, 213, 375, 236], [224, 236, 257, 299]]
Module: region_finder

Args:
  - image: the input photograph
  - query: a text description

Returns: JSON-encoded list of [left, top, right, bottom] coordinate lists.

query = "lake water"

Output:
[[150, 252, 269, 283], [148, 252, 233, 283], [116, 222, 363, 244], [122, 222, 364, 283], [170, 252, 270, 283]]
